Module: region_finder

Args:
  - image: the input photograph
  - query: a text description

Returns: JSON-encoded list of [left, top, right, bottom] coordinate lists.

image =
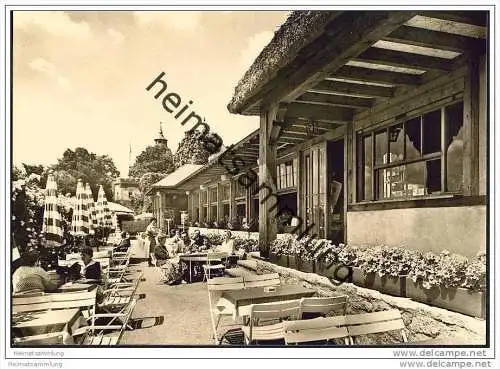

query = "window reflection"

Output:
[[389, 124, 404, 162], [405, 117, 421, 159], [375, 130, 388, 165]]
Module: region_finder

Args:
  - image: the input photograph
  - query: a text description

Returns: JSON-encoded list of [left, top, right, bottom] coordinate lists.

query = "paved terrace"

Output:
[[120, 239, 485, 345]]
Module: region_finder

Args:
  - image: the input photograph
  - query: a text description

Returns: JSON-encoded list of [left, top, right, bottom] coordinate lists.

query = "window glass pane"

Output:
[[405, 162, 426, 197], [423, 109, 441, 154], [446, 102, 464, 192], [276, 164, 281, 189], [293, 158, 298, 187], [389, 123, 404, 162], [405, 117, 421, 159], [375, 130, 388, 165], [426, 159, 442, 194], [286, 162, 293, 188], [377, 162, 428, 200], [319, 148, 325, 194], [363, 135, 373, 201]]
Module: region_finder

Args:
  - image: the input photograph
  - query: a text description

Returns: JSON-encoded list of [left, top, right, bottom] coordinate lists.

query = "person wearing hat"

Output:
[[12, 249, 60, 295]]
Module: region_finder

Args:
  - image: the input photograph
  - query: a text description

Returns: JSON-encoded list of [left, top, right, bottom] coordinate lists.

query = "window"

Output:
[[357, 101, 464, 201], [234, 179, 246, 199], [200, 190, 208, 205], [220, 184, 230, 201], [277, 160, 296, 190], [209, 187, 218, 204]]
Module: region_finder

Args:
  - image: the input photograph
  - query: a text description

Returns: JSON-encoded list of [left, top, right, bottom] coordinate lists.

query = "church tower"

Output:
[[154, 122, 168, 147]]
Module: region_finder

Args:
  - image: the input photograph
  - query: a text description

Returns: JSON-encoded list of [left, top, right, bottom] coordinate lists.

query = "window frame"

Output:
[[356, 100, 464, 203]]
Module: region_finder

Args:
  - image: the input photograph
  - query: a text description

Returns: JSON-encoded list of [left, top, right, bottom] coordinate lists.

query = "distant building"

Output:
[[112, 178, 140, 207]]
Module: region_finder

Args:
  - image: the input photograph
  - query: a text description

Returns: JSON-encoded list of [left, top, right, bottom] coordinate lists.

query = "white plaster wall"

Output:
[[347, 205, 486, 258]]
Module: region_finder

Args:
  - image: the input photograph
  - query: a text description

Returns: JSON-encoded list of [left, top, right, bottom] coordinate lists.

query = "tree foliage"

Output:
[[136, 172, 165, 213], [129, 144, 175, 178], [49, 147, 120, 199], [173, 130, 223, 168]]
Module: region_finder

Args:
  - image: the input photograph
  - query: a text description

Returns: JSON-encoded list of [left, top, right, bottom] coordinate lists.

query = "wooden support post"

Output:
[[259, 105, 279, 258], [198, 190, 202, 223], [463, 56, 480, 196], [229, 180, 235, 221]]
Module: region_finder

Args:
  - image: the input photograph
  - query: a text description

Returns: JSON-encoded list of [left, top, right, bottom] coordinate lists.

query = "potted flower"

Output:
[[357, 246, 411, 297], [406, 250, 486, 318], [270, 235, 293, 267], [296, 236, 316, 273], [337, 244, 364, 285]]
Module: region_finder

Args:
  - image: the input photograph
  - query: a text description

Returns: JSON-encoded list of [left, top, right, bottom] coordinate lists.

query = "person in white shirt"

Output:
[[216, 230, 235, 255]]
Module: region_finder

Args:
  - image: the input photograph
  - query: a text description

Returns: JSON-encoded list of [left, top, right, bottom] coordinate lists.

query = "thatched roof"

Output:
[[227, 11, 340, 115]]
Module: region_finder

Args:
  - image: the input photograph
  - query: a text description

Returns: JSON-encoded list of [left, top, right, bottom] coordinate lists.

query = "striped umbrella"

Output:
[[85, 183, 98, 234], [42, 173, 64, 247], [70, 179, 89, 236], [96, 185, 112, 229]]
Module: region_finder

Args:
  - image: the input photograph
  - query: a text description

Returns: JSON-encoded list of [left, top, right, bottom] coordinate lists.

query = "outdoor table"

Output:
[[58, 282, 96, 293], [12, 308, 83, 344], [178, 253, 208, 283], [222, 285, 316, 319]]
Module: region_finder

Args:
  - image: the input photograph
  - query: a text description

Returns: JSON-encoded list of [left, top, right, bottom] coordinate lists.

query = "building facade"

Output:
[[217, 11, 488, 259]]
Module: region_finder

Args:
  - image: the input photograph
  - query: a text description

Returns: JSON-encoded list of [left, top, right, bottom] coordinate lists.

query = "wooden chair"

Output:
[[299, 295, 348, 319], [99, 272, 143, 320], [13, 332, 68, 346], [207, 276, 245, 344], [13, 289, 97, 318], [203, 252, 228, 281], [243, 273, 281, 289], [283, 316, 350, 345], [242, 300, 301, 345], [345, 309, 408, 344]]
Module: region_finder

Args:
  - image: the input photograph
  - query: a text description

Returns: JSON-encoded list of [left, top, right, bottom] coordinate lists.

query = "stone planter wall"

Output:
[[188, 227, 291, 241], [238, 258, 486, 344]]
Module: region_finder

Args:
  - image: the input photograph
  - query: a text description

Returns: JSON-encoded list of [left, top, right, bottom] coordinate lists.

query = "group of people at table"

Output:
[[12, 231, 133, 296], [146, 219, 240, 285]]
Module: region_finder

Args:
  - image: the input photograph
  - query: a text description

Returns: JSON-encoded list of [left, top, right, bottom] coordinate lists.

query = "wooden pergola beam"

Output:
[[295, 91, 374, 109], [419, 11, 488, 27], [334, 65, 423, 86], [311, 80, 394, 98], [384, 25, 484, 53], [285, 102, 354, 123], [354, 47, 455, 72], [262, 11, 417, 106]]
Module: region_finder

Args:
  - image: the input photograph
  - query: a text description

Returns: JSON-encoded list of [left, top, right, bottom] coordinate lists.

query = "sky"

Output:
[[13, 10, 290, 176]]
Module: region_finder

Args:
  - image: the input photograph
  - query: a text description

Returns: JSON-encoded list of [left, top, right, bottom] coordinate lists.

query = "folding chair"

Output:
[[203, 252, 228, 281], [207, 276, 245, 344], [242, 300, 301, 345], [345, 309, 408, 344], [74, 297, 139, 345], [299, 295, 348, 319], [13, 332, 68, 346], [243, 273, 281, 289], [283, 315, 350, 345], [99, 272, 143, 321]]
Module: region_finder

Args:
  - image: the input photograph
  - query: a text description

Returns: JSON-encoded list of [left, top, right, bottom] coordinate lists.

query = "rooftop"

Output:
[[150, 164, 205, 189]]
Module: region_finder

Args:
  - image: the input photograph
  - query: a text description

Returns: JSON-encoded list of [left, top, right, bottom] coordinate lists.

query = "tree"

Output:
[[129, 144, 175, 178], [137, 172, 165, 213], [173, 130, 223, 168], [49, 147, 120, 199]]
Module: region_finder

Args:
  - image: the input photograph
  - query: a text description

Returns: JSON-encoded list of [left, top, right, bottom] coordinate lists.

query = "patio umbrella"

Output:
[[42, 173, 64, 247], [70, 179, 89, 236], [85, 183, 98, 234], [96, 185, 112, 229]]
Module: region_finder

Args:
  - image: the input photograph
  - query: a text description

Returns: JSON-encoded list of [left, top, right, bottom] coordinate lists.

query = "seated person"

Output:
[[189, 229, 210, 252], [12, 249, 60, 294], [80, 247, 102, 281], [215, 230, 235, 255], [153, 232, 170, 261], [114, 232, 131, 253]]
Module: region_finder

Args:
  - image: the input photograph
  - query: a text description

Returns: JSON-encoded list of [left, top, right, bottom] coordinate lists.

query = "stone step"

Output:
[[225, 266, 257, 278]]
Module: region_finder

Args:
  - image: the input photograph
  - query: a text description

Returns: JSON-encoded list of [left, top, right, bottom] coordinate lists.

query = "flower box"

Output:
[[269, 253, 288, 268], [314, 262, 364, 286], [362, 273, 407, 297], [298, 258, 315, 274], [406, 279, 486, 318], [287, 255, 298, 271]]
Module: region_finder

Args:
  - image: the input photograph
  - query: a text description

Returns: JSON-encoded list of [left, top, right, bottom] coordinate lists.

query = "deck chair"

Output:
[[242, 300, 301, 345], [207, 276, 245, 344], [283, 315, 350, 345], [203, 252, 228, 281], [345, 309, 408, 344], [243, 273, 281, 289], [299, 295, 348, 319], [74, 296, 139, 346], [99, 272, 143, 318]]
